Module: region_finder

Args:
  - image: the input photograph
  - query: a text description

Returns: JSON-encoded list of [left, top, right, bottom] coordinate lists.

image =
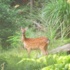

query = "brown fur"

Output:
[[21, 27, 49, 56]]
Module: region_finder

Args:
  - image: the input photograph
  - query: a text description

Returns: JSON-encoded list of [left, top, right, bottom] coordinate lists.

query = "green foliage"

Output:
[[0, 0, 17, 48], [33, 0, 70, 49], [42, 55, 70, 70], [0, 51, 70, 70], [23, 0, 70, 50], [0, 0, 31, 49], [0, 0, 70, 49], [0, 0, 70, 70], [40, 0, 70, 39], [39, 0, 70, 40]]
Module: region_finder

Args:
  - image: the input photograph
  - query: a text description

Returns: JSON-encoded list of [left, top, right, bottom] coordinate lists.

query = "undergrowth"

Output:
[[0, 49, 70, 70]]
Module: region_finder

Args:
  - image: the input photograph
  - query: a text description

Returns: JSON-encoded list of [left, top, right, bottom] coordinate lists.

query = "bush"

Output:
[[0, 53, 70, 70], [0, 0, 31, 49]]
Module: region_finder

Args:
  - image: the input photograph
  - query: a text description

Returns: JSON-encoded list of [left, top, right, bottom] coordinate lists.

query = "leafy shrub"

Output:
[[0, 0, 31, 49], [0, 52, 70, 70], [41, 55, 70, 70]]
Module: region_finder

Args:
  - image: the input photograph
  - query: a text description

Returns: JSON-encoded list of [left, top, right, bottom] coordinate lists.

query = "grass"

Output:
[[0, 48, 70, 70]]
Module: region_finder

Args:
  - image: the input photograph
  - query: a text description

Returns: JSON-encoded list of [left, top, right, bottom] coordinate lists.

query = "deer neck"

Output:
[[22, 33, 26, 41]]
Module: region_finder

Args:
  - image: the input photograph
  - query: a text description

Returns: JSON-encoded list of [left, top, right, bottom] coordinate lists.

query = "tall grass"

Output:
[[40, 0, 70, 39], [33, 0, 70, 48]]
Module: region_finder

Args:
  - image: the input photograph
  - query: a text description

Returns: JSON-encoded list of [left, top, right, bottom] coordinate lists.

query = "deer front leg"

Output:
[[27, 48, 31, 57]]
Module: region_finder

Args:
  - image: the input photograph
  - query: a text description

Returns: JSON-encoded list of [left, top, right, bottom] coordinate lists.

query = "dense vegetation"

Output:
[[0, 53, 70, 70], [0, 0, 70, 70]]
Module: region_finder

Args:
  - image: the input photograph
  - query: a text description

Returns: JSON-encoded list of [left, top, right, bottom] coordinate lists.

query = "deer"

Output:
[[21, 27, 49, 56]]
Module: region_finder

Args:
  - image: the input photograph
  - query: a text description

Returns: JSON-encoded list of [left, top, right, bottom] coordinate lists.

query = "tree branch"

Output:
[[48, 44, 70, 54]]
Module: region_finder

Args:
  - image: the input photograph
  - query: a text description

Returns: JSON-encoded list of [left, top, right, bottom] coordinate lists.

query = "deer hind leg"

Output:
[[40, 46, 48, 55], [42, 49, 48, 55]]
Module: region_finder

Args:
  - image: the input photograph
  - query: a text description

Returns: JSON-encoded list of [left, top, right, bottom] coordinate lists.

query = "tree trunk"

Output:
[[30, 0, 34, 13], [48, 44, 70, 54]]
